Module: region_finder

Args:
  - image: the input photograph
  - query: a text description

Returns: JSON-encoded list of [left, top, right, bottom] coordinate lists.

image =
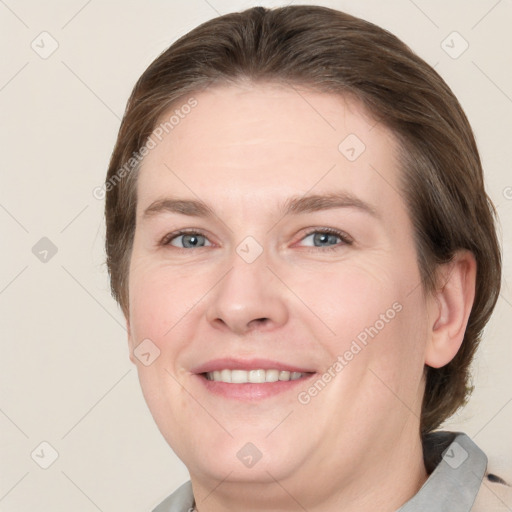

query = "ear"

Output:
[[425, 250, 477, 368]]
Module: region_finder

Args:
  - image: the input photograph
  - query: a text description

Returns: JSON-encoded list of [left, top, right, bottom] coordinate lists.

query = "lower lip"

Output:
[[196, 374, 316, 400]]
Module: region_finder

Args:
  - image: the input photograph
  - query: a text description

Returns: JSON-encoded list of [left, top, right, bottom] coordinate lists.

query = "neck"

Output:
[[190, 428, 428, 512]]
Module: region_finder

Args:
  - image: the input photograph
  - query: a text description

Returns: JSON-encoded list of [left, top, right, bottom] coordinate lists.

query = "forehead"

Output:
[[136, 82, 403, 218]]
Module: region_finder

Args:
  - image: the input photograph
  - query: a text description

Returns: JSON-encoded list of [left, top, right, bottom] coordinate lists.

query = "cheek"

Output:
[[310, 285, 427, 431], [128, 263, 209, 348], [301, 256, 427, 380], [295, 261, 400, 345], [346, 282, 429, 407], [127, 265, 198, 450]]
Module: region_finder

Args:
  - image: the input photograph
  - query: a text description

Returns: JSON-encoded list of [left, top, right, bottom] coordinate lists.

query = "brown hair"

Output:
[[105, 5, 501, 433]]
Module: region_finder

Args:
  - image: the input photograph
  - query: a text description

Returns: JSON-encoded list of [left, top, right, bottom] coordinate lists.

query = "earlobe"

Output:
[[425, 251, 477, 369]]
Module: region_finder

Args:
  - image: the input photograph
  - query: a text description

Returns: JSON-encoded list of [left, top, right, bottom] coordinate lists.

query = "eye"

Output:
[[298, 228, 352, 250], [162, 230, 213, 249], [160, 228, 351, 250]]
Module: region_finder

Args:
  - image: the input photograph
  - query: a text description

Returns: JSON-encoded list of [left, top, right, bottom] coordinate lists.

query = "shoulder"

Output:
[[152, 480, 194, 512], [421, 431, 511, 511], [472, 461, 512, 511]]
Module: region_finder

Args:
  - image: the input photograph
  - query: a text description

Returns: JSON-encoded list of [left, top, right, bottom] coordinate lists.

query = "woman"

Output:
[[104, 6, 509, 511]]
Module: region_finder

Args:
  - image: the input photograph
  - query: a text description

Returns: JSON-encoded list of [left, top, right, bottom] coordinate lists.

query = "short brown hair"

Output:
[[105, 5, 501, 433]]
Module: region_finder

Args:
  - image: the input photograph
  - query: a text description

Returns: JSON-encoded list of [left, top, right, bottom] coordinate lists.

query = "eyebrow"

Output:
[[142, 191, 379, 219]]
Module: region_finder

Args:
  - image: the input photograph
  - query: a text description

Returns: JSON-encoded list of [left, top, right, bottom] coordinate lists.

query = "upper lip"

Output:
[[191, 358, 316, 374]]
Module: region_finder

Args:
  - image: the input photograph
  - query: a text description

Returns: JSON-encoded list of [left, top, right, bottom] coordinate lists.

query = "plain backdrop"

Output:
[[1, 1, 511, 510]]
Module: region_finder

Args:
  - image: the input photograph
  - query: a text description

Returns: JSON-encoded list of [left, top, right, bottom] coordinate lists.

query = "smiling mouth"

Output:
[[202, 369, 313, 383]]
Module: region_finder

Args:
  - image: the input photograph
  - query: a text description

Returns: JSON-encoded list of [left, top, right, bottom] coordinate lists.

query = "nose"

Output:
[[205, 250, 289, 336]]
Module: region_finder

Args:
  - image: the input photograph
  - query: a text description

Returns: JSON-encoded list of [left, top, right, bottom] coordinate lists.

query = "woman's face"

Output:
[[127, 83, 431, 493]]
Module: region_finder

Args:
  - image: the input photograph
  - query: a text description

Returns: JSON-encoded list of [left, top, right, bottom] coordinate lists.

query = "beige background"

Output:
[[0, 0, 511, 510]]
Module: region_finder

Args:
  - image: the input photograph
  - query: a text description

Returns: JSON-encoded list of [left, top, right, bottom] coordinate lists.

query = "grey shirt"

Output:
[[153, 431, 487, 512]]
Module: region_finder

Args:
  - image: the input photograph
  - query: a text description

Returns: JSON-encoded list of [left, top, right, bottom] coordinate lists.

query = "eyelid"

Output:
[[160, 228, 215, 247], [160, 227, 353, 249], [295, 227, 353, 246]]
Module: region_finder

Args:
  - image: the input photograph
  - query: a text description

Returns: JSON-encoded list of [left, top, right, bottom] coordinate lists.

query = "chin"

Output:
[[175, 428, 306, 483]]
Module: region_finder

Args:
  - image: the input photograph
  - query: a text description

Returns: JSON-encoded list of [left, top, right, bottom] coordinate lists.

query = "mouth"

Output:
[[192, 358, 316, 400], [203, 369, 310, 383]]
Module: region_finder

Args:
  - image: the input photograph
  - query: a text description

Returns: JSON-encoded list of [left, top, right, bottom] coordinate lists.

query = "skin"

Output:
[[126, 82, 476, 511]]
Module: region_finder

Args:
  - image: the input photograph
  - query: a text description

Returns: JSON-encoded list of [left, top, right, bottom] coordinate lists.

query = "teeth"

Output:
[[220, 369, 231, 383], [249, 369, 266, 383], [266, 369, 279, 382], [205, 369, 307, 383], [231, 369, 248, 383]]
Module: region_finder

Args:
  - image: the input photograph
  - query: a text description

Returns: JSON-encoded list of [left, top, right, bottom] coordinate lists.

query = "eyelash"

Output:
[[298, 227, 353, 251], [159, 227, 353, 252]]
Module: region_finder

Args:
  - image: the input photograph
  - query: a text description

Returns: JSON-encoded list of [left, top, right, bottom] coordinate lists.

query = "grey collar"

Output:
[[398, 432, 487, 511], [153, 432, 487, 512], [153, 480, 195, 512]]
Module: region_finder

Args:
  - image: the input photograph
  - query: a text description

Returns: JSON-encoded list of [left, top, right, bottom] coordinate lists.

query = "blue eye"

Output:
[[166, 232, 212, 248], [299, 229, 352, 250], [161, 228, 351, 251]]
